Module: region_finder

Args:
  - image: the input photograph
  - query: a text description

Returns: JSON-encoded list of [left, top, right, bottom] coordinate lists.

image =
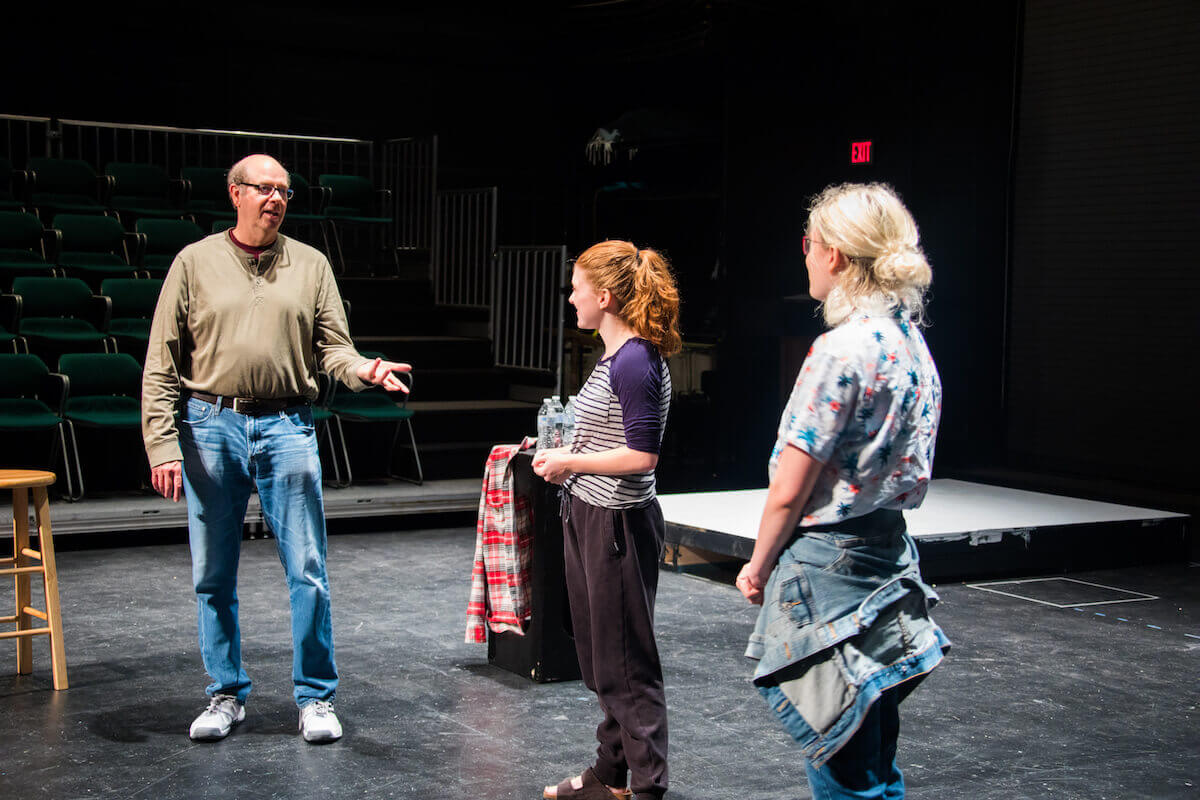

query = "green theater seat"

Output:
[[57, 352, 144, 500]]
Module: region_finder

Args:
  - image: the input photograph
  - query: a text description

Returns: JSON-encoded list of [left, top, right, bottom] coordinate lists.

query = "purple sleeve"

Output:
[[609, 339, 665, 454]]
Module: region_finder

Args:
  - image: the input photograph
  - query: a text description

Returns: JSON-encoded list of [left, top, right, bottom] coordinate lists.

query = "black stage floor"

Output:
[[1, 525, 1197, 799]]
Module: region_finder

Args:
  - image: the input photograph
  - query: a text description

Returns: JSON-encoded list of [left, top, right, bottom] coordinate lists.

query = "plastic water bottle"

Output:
[[562, 395, 577, 449], [550, 395, 565, 447], [536, 398, 556, 452]]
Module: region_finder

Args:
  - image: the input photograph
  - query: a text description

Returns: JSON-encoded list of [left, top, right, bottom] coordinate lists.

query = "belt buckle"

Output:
[[232, 397, 254, 414]]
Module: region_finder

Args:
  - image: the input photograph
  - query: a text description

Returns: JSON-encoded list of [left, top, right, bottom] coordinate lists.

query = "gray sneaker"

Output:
[[299, 700, 342, 743], [189, 695, 245, 741]]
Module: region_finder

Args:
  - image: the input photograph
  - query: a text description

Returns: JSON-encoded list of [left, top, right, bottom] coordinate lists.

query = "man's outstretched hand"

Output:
[[356, 357, 412, 392]]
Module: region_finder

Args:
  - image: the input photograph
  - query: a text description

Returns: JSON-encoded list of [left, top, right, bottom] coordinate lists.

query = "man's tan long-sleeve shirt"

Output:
[[141, 232, 371, 468]]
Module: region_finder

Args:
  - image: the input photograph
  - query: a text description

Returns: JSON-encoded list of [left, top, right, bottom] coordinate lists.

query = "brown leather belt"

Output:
[[186, 391, 309, 416]]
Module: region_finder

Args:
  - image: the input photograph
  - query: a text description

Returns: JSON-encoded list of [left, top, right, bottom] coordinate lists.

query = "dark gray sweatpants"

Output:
[[563, 493, 669, 800]]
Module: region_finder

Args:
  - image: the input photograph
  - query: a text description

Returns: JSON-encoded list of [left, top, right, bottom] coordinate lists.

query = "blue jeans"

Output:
[[804, 687, 904, 800], [179, 396, 337, 708]]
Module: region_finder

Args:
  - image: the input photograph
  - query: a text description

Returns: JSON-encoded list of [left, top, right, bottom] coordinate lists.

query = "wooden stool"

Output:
[[1, 469, 67, 689]]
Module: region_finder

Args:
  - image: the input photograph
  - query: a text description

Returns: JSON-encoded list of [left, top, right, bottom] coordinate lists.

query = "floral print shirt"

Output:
[[768, 308, 942, 525]]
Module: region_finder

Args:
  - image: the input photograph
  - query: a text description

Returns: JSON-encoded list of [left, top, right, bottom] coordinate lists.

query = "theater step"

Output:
[[409, 367, 512, 401], [336, 276, 433, 307], [336, 437, 528, 483], [332, 399, 536, 481], [395, 440, 513, 482], [353, 335, 493, 369], [405, 399, 536, 444]]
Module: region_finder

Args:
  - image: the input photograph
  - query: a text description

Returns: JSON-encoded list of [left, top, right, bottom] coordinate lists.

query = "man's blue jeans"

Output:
[[179, 396, 337, 708], [804, 687, 904, 800]]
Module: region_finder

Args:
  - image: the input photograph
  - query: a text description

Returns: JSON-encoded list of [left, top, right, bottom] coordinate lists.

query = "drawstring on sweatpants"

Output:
[[559, 487, 571, 525]]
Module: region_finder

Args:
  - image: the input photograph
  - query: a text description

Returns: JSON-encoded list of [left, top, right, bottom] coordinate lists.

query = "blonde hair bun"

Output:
[[807, 183, 932, 326]]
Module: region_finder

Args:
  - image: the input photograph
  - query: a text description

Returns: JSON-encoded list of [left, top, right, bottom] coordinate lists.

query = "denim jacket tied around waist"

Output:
[[745, 509, 950, 767]]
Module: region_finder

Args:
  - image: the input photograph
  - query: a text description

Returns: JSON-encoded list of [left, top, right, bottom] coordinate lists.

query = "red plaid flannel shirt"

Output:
[[465, 440, 535, 643]]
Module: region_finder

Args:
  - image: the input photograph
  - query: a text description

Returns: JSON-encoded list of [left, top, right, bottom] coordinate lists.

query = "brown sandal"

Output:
[[542, 767, 632, 800]]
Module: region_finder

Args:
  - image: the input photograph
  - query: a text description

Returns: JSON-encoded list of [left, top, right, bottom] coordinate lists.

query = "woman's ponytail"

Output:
[[575, 241, 682, 357]]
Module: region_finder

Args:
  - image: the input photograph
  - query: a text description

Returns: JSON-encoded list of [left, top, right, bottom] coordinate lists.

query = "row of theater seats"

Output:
[[0, 157, 393, 272], [1, 276, 160, 363], [0, 212, 222, 290], [0, 347, 422, 502], [0, 351, 144, 500], [0, 156, 388, 228]]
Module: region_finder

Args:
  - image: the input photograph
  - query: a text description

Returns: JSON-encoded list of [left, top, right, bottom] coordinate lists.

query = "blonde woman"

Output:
[[736, 184, 949, 799], [534, 240, 681, 800]]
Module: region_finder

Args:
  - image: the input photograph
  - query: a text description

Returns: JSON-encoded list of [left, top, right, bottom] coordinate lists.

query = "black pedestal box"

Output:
[[486, 450, 582, 682]]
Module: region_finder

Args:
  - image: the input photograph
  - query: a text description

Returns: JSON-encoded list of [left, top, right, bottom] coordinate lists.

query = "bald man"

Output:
[[142, 155, 407, 743]]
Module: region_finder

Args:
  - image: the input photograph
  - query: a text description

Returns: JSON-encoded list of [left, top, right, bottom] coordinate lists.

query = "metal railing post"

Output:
[[494, 245, 567, 384]]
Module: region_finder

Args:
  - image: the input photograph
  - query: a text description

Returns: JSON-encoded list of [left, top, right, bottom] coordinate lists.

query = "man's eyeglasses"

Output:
[[802, 235, 828, 255], [237, 182, 294, 201]]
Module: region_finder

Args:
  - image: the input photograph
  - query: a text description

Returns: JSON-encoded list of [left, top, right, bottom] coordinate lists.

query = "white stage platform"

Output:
[[659, 479, 1189, 567]]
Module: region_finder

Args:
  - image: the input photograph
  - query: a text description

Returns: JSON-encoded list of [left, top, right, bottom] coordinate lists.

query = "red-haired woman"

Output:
[[534, 240, 681, 800]]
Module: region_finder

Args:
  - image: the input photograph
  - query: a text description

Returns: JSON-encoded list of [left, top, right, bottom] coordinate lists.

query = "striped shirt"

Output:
[[565, 337, 672, 509]]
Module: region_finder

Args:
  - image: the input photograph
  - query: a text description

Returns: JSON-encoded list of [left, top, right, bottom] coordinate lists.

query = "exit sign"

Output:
[[851, 141, 873, 164]]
